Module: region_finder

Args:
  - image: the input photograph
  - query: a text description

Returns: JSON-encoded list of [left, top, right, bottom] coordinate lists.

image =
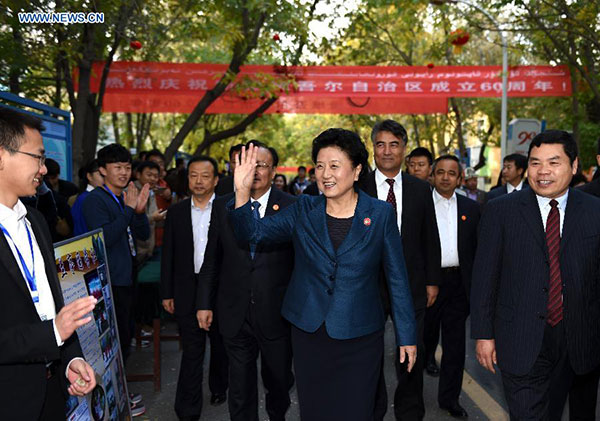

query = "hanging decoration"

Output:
[[129, 40, 142, 50], [449, 28, 469, 54]]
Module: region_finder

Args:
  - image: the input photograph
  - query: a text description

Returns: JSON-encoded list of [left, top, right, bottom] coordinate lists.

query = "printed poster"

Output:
[[54, 229, 131, 420]]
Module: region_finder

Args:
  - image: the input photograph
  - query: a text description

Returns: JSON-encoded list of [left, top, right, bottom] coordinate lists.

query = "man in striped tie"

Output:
[[471, 130, 600, 420]]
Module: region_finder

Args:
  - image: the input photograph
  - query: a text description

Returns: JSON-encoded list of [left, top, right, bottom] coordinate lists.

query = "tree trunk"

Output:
[[112, 113, 121, 145]]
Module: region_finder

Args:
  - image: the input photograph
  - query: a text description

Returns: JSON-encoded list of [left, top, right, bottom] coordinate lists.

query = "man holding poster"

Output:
[[0, 108, 97, 419]]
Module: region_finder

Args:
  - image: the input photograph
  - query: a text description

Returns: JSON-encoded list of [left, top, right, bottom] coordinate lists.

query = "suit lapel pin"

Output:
[[363, 217, 371, 226], [461, 215, 467, 221], [273, 204, 280, 211]]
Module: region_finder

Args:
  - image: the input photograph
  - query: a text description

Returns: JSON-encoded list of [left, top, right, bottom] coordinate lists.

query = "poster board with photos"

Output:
[[54, 229, 131, 421]]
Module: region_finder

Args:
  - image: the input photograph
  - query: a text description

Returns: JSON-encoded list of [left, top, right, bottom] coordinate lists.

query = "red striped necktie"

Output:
[[386, 179, 397, 213], [545, 199, 563, 326]]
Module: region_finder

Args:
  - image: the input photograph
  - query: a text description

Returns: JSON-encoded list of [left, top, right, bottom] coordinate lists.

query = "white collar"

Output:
[[536, 190, 569, 211], [86, 184, 95, 192], [375, 168, 402, 188], [433, 188, 457, 204], [251, 187, 272, 209], [0, 200, 27, 225], [507, 179, 524, 193], [191, 193, 215, 210]]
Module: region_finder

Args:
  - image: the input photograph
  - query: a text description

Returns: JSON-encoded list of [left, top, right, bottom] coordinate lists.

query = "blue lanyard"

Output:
[[0, 221, 39, 303], [103, 184, 125, 211]]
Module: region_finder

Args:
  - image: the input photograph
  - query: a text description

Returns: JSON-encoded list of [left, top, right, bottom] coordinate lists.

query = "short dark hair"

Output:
[[97, 143, 132, 167], [311, 128, 369, 184], [45, 158, 60, 176], [0, 107, 45, 152], [433, 154, 461, 174], [407, 147, 433, 165], [135, 160, 160, 174], [229, 143, 244, 161], [187, 155, 219, 176], [308, 168, 315, 176], [78, 159, 99, 183], [504, 153, 528, 174], [247, 139, 279, 167], [298, 166, 307, 172], [145, 149, 165, 162], [371, 119, 408, 144], [274, 173, 287, 186], [527, 130, 577, 165]]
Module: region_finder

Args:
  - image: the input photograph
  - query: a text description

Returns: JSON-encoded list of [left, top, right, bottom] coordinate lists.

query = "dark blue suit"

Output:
[[228, 190, 416, 346], [471, 187, 600, 418]]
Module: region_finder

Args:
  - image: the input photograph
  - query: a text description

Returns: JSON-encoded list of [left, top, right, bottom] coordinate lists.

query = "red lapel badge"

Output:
[[363, 217, 371, 226], [273, 204, 280, 211], [461, 215, 467, 221]]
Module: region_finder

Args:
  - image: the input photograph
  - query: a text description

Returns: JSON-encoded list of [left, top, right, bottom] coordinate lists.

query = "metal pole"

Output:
[[451, 0, 508, 158]]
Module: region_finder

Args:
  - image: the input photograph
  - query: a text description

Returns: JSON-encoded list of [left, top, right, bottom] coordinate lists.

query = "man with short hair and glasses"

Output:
[[196, 140, 296, 421]]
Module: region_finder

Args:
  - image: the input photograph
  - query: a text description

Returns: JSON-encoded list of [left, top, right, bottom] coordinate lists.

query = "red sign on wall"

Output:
[[81, 62, 571, 114]]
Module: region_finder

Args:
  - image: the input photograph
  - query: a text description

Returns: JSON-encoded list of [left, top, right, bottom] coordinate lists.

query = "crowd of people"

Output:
[[2, 105, 600, 421]]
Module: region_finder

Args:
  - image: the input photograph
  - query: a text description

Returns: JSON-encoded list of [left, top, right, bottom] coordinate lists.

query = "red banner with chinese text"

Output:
[[81, 62, 571, 114]]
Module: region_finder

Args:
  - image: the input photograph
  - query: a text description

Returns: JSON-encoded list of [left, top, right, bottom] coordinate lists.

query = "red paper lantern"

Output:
[[449, 28, 469, 54], [130, 40, 142, 50], [427, 62, 435, 69], [273, 34, 281, 42]]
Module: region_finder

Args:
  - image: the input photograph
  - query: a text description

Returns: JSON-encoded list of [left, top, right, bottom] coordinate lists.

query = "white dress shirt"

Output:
[[432, 189, 460, 268], [192, 194, 215, 274], [507, 179, 524, 194], [536, 191, 568, 236], [0, 200, 63, 346], [375, 169, 402, 233], [251, 188, 272, 219]]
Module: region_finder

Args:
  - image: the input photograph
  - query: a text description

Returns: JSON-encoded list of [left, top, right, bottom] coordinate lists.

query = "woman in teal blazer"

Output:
[[229, 129, 416, 420]]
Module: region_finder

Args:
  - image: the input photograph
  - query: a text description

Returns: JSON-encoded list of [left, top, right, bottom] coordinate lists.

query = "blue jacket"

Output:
[[82, 187, 150, 287], [228, 190, 416, 346]]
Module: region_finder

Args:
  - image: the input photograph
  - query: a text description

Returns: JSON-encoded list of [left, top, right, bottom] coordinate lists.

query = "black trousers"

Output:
[[112, 285, 133, 364], [374, 306, 425, 421], [567, 365, 600, 420], [501, 321, 575, 420], [39, 373, 66, 421], [292, 324, 383, 421], [174, 312, 229, 419], [223, 308, 292, 421], [423, 269, 469, 407]]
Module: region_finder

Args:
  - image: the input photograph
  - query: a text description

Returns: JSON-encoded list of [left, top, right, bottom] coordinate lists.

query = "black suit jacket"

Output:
[[161, 197, 206, 316], [471, 188, 600, 376], [196, 189, 296, 339], [486, 180, 530, 202], [455, 195, 480, 296], [215, 175, 234, 197], [0, 206, 83, 419], [578, 177, 600, 198], [359, 171, 442, 312]]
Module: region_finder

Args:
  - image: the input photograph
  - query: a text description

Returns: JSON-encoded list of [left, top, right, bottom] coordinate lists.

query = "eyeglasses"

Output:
[[255, 162, 272, 170], [6, 148, 46, 167]]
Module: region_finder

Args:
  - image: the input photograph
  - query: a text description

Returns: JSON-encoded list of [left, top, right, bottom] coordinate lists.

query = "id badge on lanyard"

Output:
[[0, 221, 39, 303], [103, 185, 137, 257]]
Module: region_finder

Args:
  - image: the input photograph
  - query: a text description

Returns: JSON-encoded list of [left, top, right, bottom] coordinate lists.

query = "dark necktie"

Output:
[[545, 199, 563, 326], [250, 202, 261, 259], [385, 179, 397, 213]]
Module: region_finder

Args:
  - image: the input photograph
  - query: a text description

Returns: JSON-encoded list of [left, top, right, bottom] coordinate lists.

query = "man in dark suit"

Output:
[[0, 108, 97, 419], [196, 140, 296, 421], [486, 153, 529, 201], [568, 136, 600, 420], [359, 119, 441, 421], [161, 155, 229, 421], [423, 155, 480, 418], [472, 130, 600, 419], [215, 143, 243, 196]]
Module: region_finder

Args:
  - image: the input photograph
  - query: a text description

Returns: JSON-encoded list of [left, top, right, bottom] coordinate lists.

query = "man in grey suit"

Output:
[[471, 130, 600, 419]]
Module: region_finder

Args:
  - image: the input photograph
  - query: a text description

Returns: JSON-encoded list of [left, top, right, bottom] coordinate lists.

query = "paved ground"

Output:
[[127, 319, 595, 420]]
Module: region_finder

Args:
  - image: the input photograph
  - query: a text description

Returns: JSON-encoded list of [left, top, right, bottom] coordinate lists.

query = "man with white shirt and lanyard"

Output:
[[423, 155, 480, 419], [161, 155, 229, 421], [0, 108, 97, 419], [196, 140, 296, 421]]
